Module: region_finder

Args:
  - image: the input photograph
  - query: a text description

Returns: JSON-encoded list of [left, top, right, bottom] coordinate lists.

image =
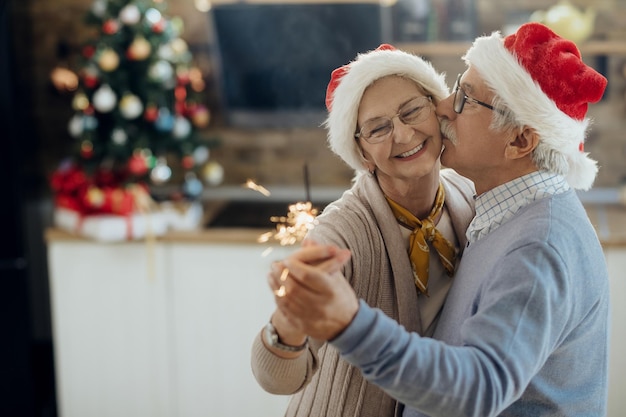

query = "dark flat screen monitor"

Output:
[[210, 3, 383, 128]]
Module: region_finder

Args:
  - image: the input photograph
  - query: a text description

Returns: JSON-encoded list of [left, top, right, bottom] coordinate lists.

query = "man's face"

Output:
[[436, 66, 511, 192]]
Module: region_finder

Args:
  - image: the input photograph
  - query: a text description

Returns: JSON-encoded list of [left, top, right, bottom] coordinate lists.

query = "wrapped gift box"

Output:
[[159, 200, 204, 231], [54, 207, 169, 242]]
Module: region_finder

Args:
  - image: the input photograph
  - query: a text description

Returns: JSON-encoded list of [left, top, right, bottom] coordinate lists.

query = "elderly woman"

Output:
[[250, 44, 475, 417]]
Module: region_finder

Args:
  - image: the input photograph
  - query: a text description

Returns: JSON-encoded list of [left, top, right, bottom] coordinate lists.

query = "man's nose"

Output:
[[435, 94, 456, 120]]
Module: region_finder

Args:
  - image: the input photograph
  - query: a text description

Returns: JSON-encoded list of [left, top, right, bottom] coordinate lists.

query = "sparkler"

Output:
[[258, 201, 319, 246], [243, 178, 271, 197], [248, 164, 320, 247]]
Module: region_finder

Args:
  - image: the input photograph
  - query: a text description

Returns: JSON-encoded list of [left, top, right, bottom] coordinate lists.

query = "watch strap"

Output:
[[265, 321, 308, 352]]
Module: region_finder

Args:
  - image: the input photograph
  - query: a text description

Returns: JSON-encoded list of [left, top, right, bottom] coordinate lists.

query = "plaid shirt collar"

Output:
[[467, 171, 570, 244]]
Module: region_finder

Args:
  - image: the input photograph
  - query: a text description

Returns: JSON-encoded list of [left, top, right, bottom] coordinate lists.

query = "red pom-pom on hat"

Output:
[[325, 44, 397, 111], [503, 23, 606, 121]]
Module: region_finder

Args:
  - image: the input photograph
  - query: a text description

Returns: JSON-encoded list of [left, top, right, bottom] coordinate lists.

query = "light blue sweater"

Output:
[[331, 189, 610, 417]]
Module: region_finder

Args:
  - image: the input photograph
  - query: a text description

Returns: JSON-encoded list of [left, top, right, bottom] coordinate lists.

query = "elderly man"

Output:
[[270, 22, 610, 417]]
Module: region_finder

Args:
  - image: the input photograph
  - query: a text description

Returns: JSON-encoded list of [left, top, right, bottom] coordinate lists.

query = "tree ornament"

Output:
[[85, 186, 106, 208], [80, 140, 94, 159], [201, 161, 224, 186], [83, 114, 98, 130], [182, 172, 203, 199], [81, 67, 100, 89], [176, 66, 190, 85], [145, 8, 162, 25], [102, 19, 120, 35], [155, 108, 174, 132], [152, 18, 166, 34], [92, 84, 117, 113], [119, 4, 141, 25], [82, 45, 96, 59], [157, 44, 175, 62], [150, 157, 172, 185], [91, 0, 107, 18], [119, 93, 143, 119], [127, 36, 151, 61], [191, 105, 210, 128], [128, 150, 149, 176], [144, 104, 159, 122], [98, 48, 120, 72], [111, 128, 127, 145], [193, 146, 210, 165], [181, 154, 195, 169], [170, 38, 188, 56], [169, 16, 184, 37], [72, 92, 90, 111], [172, 115, 191, 139], [149, 60, 174, 83], [68, 114, 84, 138]]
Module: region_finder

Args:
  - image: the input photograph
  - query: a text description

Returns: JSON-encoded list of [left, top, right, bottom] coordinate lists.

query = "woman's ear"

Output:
[[505, 126, 539, 160]]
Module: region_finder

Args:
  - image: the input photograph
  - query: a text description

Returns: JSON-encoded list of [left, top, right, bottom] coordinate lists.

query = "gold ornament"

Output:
[[128, 36, 151, 61], [99, 48, 120, 72]]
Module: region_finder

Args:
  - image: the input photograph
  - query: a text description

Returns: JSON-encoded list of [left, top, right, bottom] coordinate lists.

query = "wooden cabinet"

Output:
[[46, 230, 289, 417]]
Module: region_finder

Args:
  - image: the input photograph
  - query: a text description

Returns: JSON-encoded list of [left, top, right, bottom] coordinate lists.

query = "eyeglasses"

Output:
[[453, 73, 496, 114], [355, 96, 433, 144]]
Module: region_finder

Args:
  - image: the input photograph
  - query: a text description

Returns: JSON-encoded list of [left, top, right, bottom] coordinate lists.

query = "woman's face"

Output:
[[357, 76, 443, 187]]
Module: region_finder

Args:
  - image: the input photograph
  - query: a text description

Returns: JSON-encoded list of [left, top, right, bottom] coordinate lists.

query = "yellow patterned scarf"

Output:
[[386, 183, 457, 296]]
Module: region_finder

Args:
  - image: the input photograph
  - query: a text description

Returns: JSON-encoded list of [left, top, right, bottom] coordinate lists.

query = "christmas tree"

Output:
[[51, 0, 220, 222]]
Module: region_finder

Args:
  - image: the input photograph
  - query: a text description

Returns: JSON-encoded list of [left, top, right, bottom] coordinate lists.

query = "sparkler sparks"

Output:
[[243, 179, 271, 197], [257, 201, 319, 246]]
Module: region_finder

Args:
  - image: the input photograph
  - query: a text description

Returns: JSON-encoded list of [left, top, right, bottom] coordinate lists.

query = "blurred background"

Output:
[[2, 0, 625, 416]]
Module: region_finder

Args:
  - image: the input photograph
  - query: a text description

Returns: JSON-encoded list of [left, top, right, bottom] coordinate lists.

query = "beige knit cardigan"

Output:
[[251, 169, 475, 417]]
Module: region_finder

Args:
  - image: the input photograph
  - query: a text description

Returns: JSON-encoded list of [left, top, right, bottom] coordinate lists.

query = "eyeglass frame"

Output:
[[354, 95, 434, 144], [453, 73, 497, 114]]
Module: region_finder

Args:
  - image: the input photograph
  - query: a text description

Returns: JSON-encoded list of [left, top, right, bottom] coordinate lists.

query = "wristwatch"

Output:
[[264, 321, 308, 352]]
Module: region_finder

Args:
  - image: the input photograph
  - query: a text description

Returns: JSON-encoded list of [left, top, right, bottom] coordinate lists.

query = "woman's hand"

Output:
[[269, 242, 358, 341]]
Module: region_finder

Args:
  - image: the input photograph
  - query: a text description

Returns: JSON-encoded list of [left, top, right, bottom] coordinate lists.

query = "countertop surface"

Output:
[[46, 203, 626, 247]]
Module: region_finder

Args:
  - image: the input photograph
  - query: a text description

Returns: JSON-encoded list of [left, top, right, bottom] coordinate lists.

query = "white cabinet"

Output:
[[606, 248, 626, 417], [46, 230, 626, 417], [47, 232, 289, 417]]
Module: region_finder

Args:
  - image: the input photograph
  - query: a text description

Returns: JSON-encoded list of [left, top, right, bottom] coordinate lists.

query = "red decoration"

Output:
[[152, 19, 166, 34], [128, 153, 149, 176], [144, 105, 159, 122], [181, 155, 195, 169], [102, 19, 120, 35], [82, 45, 96, 59], [80, 141, 94, 159]]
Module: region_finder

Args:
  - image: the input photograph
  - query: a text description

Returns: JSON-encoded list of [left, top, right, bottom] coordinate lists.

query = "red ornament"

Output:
[[152, 19, 166, 34], [102, 19, 120, 35], [128, 153, 149, 176], [82, 72, 99, 89], [80, 141, 94, 159], [181, 155, 195, 169], [82, 45, 96, 59], [174, 86, 187, 102], [144, 105, 159, 122]]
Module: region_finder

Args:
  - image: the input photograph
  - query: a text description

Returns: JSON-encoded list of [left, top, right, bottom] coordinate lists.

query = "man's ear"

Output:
[[505, 126, 539, 160]]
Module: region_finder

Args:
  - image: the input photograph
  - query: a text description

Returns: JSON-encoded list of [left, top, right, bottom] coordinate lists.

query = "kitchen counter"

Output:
[[46, 202, 626, 247]]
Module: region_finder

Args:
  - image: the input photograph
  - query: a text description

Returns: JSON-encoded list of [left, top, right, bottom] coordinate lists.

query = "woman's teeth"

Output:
[[398, 143, 424, 158]]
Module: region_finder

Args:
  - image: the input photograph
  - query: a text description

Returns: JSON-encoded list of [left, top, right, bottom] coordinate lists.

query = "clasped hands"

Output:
[[268, 240, 359, 342]]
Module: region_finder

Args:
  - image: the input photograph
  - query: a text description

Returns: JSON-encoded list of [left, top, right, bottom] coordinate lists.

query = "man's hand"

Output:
[[268, 242, 358, 341]]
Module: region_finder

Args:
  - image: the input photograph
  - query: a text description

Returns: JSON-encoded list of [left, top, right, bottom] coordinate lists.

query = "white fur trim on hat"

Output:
[[464, 32, 598, 190], [324, 48, 449, 172]]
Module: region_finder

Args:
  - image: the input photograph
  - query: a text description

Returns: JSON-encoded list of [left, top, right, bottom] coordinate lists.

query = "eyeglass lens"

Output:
[[357, 96, 432, 143]]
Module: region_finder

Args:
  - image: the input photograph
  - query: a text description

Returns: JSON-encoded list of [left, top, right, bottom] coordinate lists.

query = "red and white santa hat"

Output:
[[464, 22, 607, 190], [324, 44, 449, 172]]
